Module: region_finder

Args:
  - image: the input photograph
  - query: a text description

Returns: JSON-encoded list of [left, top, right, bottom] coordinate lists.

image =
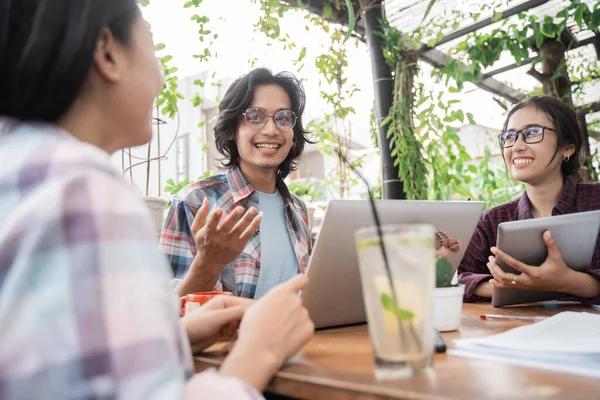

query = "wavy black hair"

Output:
[[502, 95, 582, 178], [213, 68, 314, 180], [0, 0, 140, 123]]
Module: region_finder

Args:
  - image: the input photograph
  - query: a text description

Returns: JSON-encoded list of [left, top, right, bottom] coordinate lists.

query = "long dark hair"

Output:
[[213, 68, 313, 180], [0, 0, 140, 123], [502, 95, 582, 177]]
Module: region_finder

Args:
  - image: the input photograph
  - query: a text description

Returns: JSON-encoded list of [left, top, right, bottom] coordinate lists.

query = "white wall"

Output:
[[112, 72, 231, 198]]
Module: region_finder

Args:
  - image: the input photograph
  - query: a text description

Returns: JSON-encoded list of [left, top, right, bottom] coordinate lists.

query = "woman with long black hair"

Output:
[[0, 1, 313, 398]]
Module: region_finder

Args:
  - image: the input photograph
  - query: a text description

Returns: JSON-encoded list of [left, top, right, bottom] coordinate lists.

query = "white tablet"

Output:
[[492, 210, 600, 307]]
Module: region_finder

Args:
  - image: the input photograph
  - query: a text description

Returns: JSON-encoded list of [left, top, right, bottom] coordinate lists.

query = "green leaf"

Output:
[[296, 0, 304, 7], [420, 0, 438, 27], [534, 25, 544, 49], [456, 109, 464, 123], [155, 43, 166, 51], [574, 4, 587, 28], [541, 22, 556, 38], [297, 47, 307, 62], [491, 11, 503, 23], [343, 0, 356, 43], [444, 114, 456, 123], [392, 306, 415, 321], [591, 9, 600, 30], [467, 112, 476, 124], [380, 293, 415, 321], [380, 292, 394, 310]]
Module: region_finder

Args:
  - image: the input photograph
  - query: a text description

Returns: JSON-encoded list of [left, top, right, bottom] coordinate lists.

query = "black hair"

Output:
[[0, 0, 140, 123], [213, 68, 314, 180], [501, 95, 582, 178]]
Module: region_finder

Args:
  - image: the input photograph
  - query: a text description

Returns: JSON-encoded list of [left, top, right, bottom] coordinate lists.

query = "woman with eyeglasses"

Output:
[[458, 95, 600, 304], [160, 68, 314, 299], [0, 1, 314, 398]]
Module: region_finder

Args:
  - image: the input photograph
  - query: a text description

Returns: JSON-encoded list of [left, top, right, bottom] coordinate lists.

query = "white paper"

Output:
[[449, 349, 600, 378], [450, 312, 600, 378], [455, 312, 600, 354]]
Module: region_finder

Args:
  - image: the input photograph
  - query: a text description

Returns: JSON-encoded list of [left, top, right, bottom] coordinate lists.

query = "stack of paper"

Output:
[[449, 312, 600, 378]]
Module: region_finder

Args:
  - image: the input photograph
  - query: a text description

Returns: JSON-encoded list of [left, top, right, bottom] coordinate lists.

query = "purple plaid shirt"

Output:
[[0, 120, 262, 399], [159, 165, 311, 298], [458, 177, 600, 304]]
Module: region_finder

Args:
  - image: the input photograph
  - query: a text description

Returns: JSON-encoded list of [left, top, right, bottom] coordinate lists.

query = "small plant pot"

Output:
[[144, 196, 169, 237], [433, 284, 465, 332]]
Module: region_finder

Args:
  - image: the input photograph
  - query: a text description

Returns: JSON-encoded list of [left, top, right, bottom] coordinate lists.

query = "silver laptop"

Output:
[[492, 210, 600, 307], [301, 199, 485, 329]]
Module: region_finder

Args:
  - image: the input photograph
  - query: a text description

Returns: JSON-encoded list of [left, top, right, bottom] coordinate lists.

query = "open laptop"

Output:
[[492, 210, 600, 307], [300, 199, 485, 329]]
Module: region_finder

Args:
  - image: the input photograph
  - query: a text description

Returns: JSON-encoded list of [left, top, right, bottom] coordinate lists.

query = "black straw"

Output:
[[334, 149, 422, 353]]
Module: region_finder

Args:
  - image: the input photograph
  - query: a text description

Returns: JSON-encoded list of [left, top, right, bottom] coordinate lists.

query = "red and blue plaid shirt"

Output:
[[160, 165, 311, 298], [458, 177, 600, 304], [0, 120, 262, 399]]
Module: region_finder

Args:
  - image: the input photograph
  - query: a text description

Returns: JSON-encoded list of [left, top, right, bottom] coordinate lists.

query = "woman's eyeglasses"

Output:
[[242, 107, 297, 131], [498, 125, 557, 148]]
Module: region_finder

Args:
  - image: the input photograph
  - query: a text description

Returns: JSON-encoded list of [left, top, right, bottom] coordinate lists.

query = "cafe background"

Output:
[[117, 0, 600, 233]]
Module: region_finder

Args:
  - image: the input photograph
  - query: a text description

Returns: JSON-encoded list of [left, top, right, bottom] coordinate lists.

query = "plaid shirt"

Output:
[[160, 165, 311, 298], [0, 120, 262, 399], [458, 177, 600, 305]]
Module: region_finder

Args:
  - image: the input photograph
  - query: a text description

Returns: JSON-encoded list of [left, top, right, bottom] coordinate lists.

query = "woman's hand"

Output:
[[487, 230, 572, 292], [219, 274, 314, 392], [178, 198, 262, 295], [181, 295, 254, 354]]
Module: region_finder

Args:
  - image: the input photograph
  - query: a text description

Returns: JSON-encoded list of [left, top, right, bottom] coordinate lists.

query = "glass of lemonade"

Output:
[[354, 224, 435, 379]]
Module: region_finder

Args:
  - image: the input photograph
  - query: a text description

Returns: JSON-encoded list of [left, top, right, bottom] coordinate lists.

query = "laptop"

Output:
[[492, 210, 600, 307], [300, 199, 485, 329]]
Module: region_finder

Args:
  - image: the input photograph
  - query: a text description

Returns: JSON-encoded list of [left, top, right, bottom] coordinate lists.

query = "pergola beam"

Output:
[[580, 101, 600, 114], [417, 47, 526, 103], [282, 0, 525, 104], [484, 57, 538, 77], [434, 0, 550, 47]]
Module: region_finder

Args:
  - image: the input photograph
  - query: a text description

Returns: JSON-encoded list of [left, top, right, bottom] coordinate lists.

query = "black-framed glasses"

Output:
[[498, 125, 557, 148], [242, 107, 297, 131]]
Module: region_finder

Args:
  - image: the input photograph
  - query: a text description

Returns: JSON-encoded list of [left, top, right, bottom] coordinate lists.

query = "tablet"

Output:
[[492, 210, 600, 307]]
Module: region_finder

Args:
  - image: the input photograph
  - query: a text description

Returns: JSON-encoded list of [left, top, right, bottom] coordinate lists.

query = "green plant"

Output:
[[287, 181, 324, 202], [435, 257, 454, 288], [164, 170, 214, 197]]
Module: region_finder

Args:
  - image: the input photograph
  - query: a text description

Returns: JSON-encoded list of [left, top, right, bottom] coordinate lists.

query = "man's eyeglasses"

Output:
[[498, 125, 557, 148], [242, 107, 297, 131]]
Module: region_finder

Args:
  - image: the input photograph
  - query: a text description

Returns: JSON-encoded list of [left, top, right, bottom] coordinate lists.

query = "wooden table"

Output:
[[195, 303, 600, 399]]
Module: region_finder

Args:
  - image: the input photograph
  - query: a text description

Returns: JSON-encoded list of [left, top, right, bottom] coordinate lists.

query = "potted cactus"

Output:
[[433, 230, 465, 332]]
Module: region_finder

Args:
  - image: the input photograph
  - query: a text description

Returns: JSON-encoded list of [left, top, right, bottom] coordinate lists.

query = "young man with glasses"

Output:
[[458, 95, 600, 305], [161, 68, 314, 299]]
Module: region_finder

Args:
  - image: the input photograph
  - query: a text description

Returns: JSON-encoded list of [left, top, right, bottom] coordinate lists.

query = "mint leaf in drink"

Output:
[[380, 293, 415, 321], [380, 292, 394, 310], [392, 306, 415, 321]]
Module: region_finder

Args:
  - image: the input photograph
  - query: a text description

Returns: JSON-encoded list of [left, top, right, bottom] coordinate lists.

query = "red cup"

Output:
[[179, 291, 232, 316]]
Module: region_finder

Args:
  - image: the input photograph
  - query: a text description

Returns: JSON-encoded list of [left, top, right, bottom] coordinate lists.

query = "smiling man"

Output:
[[160, 68, 313, 299]]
